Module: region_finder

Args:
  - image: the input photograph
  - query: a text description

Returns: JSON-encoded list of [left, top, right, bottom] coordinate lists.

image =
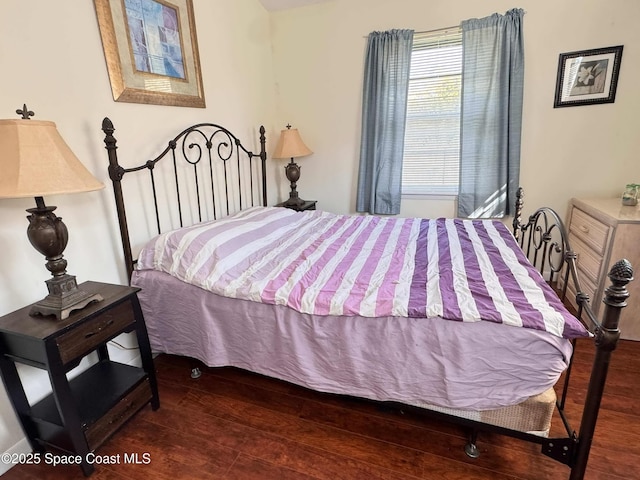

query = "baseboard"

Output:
[[0, 437, 32, 475]]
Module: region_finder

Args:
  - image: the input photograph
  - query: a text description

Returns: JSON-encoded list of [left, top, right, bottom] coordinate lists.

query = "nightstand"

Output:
[[276, 200, 317, 211], [0, 281, 159, 476]]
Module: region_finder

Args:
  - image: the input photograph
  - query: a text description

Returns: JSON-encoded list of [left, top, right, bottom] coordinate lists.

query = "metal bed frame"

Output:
[[101, 118, 633, 480]]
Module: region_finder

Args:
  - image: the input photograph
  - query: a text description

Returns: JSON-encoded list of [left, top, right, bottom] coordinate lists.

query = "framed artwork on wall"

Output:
[[554, 45, 623, 108], [94, 0, 205, 108]]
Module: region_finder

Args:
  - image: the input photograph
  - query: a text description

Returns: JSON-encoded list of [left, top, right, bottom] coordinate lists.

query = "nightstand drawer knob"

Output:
[[84, 319, 115, 339], [108, 400, 135, 425], [579, 225, 590, 233]]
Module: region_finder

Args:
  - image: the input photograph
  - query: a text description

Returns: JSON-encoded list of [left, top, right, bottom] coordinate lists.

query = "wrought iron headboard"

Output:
[[101, 117, 267, 280]]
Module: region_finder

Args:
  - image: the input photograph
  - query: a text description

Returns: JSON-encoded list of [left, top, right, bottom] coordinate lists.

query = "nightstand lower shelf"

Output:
[[30, 360, 151, 452]]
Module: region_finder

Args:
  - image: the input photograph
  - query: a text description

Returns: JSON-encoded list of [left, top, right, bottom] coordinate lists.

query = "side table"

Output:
[[0, 281, 159, 476], [275, 200, 317, 212]]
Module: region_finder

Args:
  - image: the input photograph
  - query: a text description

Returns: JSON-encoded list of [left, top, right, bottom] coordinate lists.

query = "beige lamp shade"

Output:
[[0, 119, 104, 198], [272, 127, 313, 159]]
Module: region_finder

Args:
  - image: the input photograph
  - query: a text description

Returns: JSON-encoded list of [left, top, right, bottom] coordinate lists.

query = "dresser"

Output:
[[562, 198, 640, 340]]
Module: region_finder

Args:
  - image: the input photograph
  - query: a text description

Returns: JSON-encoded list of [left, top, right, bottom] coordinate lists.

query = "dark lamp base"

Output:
[[283, 196, 306, 207], [25, 197, 103, 320], [30, 274, 103, 320], [284, 159, 306, 208]]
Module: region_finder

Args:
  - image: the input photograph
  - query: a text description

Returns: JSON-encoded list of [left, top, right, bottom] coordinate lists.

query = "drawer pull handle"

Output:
[[84, 319, 115, 339], [579, 225, 590, 233], [108, 400, 135, 425]]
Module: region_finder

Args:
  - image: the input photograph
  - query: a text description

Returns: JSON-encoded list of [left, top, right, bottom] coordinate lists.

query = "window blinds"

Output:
[[402, 28, 462, 195]]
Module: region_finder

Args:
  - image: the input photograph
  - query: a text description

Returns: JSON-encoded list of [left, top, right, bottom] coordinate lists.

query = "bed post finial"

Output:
[[512, 187, 524, 239], [103, 118, 123, 182], [599, 258, 633, 341], [102, 117, 114, 134], [570, 259, 633, 480]]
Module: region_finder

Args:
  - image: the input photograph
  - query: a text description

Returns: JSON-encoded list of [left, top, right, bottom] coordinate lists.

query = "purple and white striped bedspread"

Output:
[[136, 206, 589, 339]]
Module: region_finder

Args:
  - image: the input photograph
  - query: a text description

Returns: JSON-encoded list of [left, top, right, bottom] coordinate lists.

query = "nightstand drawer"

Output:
[[85, 378, 152, 450], [56, 300, 135, 365], [569, 208, 610, 255]]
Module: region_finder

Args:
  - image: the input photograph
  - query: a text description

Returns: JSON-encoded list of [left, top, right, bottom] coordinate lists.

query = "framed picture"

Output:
[[94, 0, 205, 108], [554, 45, 623, 108]]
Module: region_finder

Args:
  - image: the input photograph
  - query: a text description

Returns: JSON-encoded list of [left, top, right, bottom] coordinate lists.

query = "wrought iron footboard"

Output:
[[512, 186, 632, 479]]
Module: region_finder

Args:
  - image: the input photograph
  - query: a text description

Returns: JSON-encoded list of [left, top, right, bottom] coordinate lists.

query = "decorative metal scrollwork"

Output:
[[181, 127, 234, 165], [518, 207, 569, 283], [108, 164, 125, 182]]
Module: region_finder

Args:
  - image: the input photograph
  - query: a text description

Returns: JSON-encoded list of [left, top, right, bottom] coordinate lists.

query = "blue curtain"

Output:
[[458, 9, 525, 218], [356, 29, 414, 215]]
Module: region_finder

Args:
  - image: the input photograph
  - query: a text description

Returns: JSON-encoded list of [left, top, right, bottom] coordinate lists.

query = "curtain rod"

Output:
[[414, 25, 459, 35], [363, 9, 528, 38], [363, 25, 459, 38]]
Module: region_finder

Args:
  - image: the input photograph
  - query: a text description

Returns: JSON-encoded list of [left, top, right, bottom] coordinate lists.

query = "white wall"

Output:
[[269, 0, 640, 218], [0, 0, 276, 470]]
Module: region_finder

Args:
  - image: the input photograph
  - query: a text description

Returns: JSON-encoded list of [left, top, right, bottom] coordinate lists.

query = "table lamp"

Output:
[[272, 124, 312, 207], [0, 105, 105, 319]]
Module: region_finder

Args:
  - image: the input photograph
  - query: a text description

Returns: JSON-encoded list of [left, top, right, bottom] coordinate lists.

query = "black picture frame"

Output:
[[554, 45, 623, 108]]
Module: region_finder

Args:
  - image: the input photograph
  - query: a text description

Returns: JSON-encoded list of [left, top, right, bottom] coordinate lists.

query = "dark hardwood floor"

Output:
[[4, 339, 640, 480]]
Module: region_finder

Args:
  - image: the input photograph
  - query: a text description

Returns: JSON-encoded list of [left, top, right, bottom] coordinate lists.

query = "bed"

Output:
[[101, 117, 633, 480]]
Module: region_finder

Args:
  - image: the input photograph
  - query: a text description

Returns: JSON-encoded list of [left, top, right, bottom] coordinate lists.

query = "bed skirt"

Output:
[[133, 269, 570, 422]]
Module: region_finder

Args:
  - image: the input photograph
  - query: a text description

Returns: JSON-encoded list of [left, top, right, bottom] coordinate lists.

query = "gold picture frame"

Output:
[[94, 0, 205, 108]]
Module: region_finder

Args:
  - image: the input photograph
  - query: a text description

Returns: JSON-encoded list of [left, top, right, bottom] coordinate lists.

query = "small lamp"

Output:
[[0, 105, 105, 319], [272, 124, 312, 207]]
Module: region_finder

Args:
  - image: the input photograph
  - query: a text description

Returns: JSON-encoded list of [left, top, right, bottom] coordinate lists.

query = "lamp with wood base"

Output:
[[272, 124, 313, 207], [0, 105, 105, 319]]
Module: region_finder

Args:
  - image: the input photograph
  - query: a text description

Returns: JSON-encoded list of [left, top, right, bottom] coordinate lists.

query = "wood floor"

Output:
[[4, 339, 640, 480]]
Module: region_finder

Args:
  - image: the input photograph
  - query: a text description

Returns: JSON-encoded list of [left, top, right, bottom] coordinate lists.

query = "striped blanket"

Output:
[[136, 207, 589, 339]]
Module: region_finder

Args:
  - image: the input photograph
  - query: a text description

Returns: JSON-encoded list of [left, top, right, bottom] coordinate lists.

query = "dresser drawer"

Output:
[[85, 378, 152, 450], [56, 300, 136, 365], [569, 208, 610, 256], [568, 233, 604, 285], [563, 268, 599, 319]]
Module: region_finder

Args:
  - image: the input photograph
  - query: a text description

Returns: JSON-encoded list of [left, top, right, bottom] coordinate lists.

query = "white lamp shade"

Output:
[[0, 119, 104, 198], [272, 127, 312, 159]]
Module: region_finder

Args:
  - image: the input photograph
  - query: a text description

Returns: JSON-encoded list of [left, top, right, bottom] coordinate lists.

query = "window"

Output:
[[402, 28, 462, 196]]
